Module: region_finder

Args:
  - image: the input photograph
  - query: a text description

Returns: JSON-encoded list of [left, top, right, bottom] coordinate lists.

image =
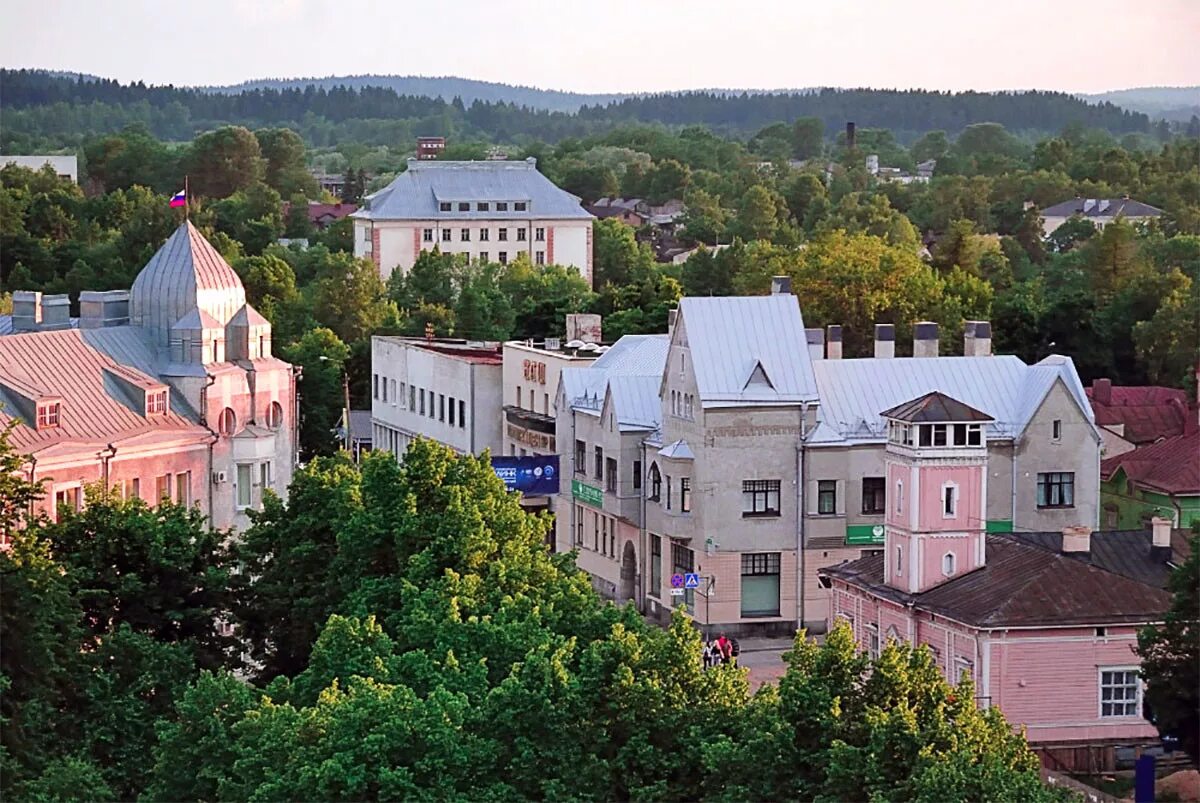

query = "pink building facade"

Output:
[[822, 391, 1173, 753]]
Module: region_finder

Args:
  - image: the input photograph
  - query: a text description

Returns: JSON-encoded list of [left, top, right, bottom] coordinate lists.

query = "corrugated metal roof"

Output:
[[881, 391, 993, 423], [679, 295, 819, 408], [1005, 529, 1192, 589], [562, 334, 668, 431], [1042, 197, 1164, 218], [658, 439, 695, 459], [0, 328, 206, 453], [606, 375, 661, 431], [590, 334, 669, 375], [809, 354, 1095, 445], [354, 160, 592, 221], [1101, 430, 1200, 495]]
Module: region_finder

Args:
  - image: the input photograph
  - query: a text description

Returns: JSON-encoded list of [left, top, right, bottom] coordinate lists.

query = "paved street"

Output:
[[736, 636, 795, 691]]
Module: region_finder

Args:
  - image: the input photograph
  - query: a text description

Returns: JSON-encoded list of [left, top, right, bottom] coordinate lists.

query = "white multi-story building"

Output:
[[353, 158, 594, 284], [370, 337, 504, 460]]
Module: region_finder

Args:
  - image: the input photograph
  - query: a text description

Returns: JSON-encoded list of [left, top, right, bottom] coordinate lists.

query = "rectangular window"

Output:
[[458, 202, 470, 212], [967, 424, 982, 446], [373, 374, 379, 399], [1052, 419, 1062, 441], [479, 228, 489, 241], [420, 389, 426, 416], [459, 400, 465, 429], [477, 202, 489, 211], [260, 462, 272, 493], [633, 460, 642, 491], [146, 390, 167, 415], [449, 398, 456, 426], [517, 227, 527, 241], [479, 251, 488, 263], [156, 474, 171, 502], [498, 252, 508, 264], [742, 480, 781, 517], [236, 464, 252, 509], [536, 251, 545, 265], [498, 228, 508, 241], [123, 477, 140, 501], [439, 394, 445, 422], [461, 228, 470, 241], [400, 382, 407, 408], [680, 477, 691, 512], [423, 228, 433, 242], [606, 457, 617, 492], [54, 486, 81, 518], [896, 480, 904, 513], [817, 480, 837, 515], [650, 534, 662, 597], [932, 424, 948, 446], [867, 623, 880, 658], [439, 202, 451, 212], [666, 474, 672, 510], [514, 201, 527, 211], [575, 440, 586, 473], [1037, 472, 1075, 508], [1099, 669, 1140, 717], [37, 402, 60, 428], [575, 505, 584, 545], [175, 472, 190, 507], [441, 229, 452, 242], [895, 545, 903, 576], [496, 202, 508, 212], [741, 552, 780, 617], [382, 379, 388, 403], [535, 227, 545, 241], [862, 477, 886, 514], [672, 542, 694, 609], [410, 385, 416, 410], [594, 446, 604, 479], [943, 485, 957, 517], [592, 512, 599, 551]]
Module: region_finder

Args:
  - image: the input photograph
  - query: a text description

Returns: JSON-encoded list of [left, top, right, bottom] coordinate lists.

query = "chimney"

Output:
[[1092, 378, 1112, 406], [963, 320, 992, 357], [771, 275, 792, 295], [11, 290, 42, 332], [40, 294, 71, 331], [1151, 516, 1173, 562], [667, 308, 678, 335], [826, 325, 843, 359], [806, 328, 825, 361], [874, 324, 895, 359], [913, 321, 939, 358], [846, 122, 856, 150], [79, 290, 130, 329], [1062, 525, 1092, 555]]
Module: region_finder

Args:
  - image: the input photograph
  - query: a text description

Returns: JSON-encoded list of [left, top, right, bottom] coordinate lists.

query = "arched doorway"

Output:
[[619, 540, 637, 604]]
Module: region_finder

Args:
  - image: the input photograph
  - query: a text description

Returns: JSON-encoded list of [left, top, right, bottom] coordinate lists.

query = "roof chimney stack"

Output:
[[913, 321, 939, 358], [806, 328, 825, 362], [1061, 525, 1092, 555], [11, 290, 42, 332], [826, 325, 843, 360], [874, 324, 895, 359], [846, 122, 856, 150], [40, 294, 71, 331], [771, 275, 792, 295], [1092, 378, 1112, 406], [79, 290, 130, 329], [963, 320, 992, 357], [1150, 516, 1173, 563]]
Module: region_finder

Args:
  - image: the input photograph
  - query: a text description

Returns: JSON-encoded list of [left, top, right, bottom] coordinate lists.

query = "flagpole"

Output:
[[184, 175, 190, 221]]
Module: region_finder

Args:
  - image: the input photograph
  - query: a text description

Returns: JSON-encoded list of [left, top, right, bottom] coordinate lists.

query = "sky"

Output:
[[2, 0, 1198, 94]]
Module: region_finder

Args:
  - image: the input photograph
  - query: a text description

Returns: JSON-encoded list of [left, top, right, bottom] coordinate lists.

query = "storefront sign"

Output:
[[506, 422, 555, 452], [492, 455, 560, 496], [523, 359, 547, 384], [572, 478, 603, 507], [845, 524, 886, 546]]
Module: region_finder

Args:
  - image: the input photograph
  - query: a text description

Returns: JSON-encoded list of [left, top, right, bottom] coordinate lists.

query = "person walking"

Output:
[[716, 632, 734, 665]]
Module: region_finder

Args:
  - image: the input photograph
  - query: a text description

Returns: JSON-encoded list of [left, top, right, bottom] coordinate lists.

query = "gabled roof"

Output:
[[822, 534, 1172, 628], [678, 295, 819, 408], [1101, 430, 1200, 496], [171, 307, 222, 331], [881, 391, 993, 423], [561, 335, 668, 430], [606, 375, 662, 431], [658, 439, 695, 460], [354, 160, 592, 221], [810, 354, 1095, 445], [1087, 381, 1192, 445], [1004, 529, 1193, 589], [228, 303, 270, 328], [1042, 197, 1164, 218]]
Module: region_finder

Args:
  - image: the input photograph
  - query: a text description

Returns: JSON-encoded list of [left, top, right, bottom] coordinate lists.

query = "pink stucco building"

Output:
[[1, 222, 298, 534], [822, 391, 1178, 759]]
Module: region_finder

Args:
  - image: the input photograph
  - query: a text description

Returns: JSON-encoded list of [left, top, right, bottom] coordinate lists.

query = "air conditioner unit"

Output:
[[212, 470, 228, 485]]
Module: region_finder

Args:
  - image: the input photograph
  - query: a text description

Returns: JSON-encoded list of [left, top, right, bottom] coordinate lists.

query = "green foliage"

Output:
[[188, 126, 265, 198], [283, 327, 351, 458]]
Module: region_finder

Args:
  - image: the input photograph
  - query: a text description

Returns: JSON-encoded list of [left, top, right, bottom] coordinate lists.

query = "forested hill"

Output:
[[1, 68, 1151, 148]]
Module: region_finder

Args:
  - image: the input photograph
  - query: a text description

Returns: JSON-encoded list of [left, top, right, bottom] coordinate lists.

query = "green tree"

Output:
[[679, 187, 728, 245], [310, 249, 398, 344], [255, 128, 318, 198], [283, 193, 316, 239], [188, 126, 265, 198], [283, 327, 351, 458], [1138, 534, 1200, 762], [791, 117, 825, 160], [736, 184, 784, 241]]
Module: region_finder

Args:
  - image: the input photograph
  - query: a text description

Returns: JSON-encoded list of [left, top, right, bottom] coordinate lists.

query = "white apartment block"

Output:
[[353, 158, 594, 284]]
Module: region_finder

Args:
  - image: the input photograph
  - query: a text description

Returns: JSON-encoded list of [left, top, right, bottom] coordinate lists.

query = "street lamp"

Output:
[[317, 355, 352, 452]]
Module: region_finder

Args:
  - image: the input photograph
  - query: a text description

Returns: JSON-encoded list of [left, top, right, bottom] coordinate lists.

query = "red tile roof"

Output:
[[0, 329, 207, 454], [1087, 380, 1193, 445], [282, 202, 358, 226], [1101, 430, 1200, 496]]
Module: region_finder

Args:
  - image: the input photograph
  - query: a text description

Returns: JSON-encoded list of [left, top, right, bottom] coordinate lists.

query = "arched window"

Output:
[[942, 552, 957, 577], [266, 401, 284, 430], [218, 407, 237, 436], [649, 463, 662, 501]]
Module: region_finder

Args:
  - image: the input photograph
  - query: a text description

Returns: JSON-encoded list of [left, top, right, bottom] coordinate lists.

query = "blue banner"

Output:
[[491, 455, 560, 496]]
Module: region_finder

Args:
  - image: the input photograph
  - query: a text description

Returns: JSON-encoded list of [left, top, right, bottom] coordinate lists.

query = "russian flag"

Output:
[[169, 189, 187, 208]]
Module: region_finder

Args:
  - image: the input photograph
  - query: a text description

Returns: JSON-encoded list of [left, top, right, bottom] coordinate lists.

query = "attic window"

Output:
[[439, 202, 451, 212], [219, 407, 237, 437], [514, 201, 527, 211], [36, 401, 61, 429], [496, 202, 508, 211], [146, 390, 168, 416]]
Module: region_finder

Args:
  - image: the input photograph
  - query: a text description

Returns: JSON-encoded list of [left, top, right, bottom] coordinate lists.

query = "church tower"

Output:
[[881, 391, 992, 594]]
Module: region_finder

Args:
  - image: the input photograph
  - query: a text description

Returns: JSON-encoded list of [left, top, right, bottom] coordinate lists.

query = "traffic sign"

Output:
[[684, 572, 701, 589], [670, 573, 684, 588], [670, 588, 685, 597]]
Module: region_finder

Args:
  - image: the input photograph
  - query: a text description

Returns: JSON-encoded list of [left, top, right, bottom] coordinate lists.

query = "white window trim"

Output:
[[1097, 666, 1143, 719], [895, 544, 903, 576], [235, 463, 254, 511], [52, 481, 84, 520], [895, 479, 903, 514], [942, 481, 958, 519], [942, 551, 957, 577]]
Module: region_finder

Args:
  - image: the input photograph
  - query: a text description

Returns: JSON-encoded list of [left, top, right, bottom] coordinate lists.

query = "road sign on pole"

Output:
[[670, 573, 684, 588], [670, 588, 685, 597], [684, 572, 701, 589]]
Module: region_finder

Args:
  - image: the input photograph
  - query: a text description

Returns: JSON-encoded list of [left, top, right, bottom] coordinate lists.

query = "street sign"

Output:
[[670, 588, 685, 597], [684, 572, 701, 589], [670, 573, 684, 588]]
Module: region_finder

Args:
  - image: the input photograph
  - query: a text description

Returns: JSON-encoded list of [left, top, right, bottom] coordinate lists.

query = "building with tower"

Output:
[[0, 222, 298, 533]]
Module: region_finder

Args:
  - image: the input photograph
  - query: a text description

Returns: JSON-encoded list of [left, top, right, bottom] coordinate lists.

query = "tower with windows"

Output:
[[880, 391, 993, 594]]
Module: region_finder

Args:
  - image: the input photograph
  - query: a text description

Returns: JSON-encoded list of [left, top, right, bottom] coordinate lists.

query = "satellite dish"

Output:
[[579, 343, 599, 352], [595, 345, 611, 353], [565, 339, 586, 349]]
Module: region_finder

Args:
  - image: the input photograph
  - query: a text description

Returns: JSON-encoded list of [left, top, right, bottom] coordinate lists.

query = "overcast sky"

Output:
[[3, 0, 1198, 94]]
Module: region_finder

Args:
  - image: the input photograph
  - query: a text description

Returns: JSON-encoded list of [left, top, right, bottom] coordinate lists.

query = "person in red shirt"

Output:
[[715, 633, 733, 664]]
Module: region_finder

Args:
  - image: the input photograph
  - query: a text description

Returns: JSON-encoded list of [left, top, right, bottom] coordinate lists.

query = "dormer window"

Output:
[[146, 390, 168, 416], [439, 202, 451, 212], [496, 202, 508, 211], [36, 401, 60, 429], [477, 202, 489, 211], [458, 202, 470, 212], [514, 201, 527, 211]]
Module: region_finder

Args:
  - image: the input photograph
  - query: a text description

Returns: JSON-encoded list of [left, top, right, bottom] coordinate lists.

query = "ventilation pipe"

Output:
[[913, 322, 939, 358], [963, 320, 992, 357], [805, 328, 824, 362], [874, 324, 895, 359], [825, 325, 843, 360]]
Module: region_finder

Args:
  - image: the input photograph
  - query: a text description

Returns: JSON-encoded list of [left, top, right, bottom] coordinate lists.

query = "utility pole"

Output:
[[342, 370, 352, 452]]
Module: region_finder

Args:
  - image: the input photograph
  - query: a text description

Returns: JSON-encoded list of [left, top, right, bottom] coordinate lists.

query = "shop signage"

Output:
[[572, 478, 603, 507], [491, 455, 560, 496], [523, 359, 547, 384], [506, 422, 555, 452], [845, 524, 886, 546]]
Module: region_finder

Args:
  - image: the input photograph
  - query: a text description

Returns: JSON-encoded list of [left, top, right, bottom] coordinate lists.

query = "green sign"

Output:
[[986, 519, 1014, 533], [572, 479, 603, 507], [845, 524, 886, 546]]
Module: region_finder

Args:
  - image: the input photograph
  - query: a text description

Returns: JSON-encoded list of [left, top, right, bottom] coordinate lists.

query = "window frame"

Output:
[[742, 479, 781, 517], [740, 552, 781, 618], [422, 228, 433, 242], [649, 463, 662, 501], [1098, 667, 1141, 718], [1037, 471, 1076, 509], [37, 401, 61, 429], [680, 477, 691, 513], [817, 480, 837, 515], [862, 477, 886, 515], [574, 440, 586, 474]]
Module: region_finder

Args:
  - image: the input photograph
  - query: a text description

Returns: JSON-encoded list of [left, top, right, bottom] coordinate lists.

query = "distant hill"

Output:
[[1079, 86, 1199, 121]]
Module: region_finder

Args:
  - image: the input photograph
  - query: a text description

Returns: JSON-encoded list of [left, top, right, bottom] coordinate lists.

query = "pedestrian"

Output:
[[703, 640, 716, 669], [716, 632, 733, 665]]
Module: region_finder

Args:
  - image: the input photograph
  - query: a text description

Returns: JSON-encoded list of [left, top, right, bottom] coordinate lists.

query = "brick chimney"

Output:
[[874, 323, 895, 359], [771, 275, 792, 295], [40, 294, 71, 331], [826, 325, 843, 360], [913, 322, 939, 358], [1150, 516, 1173, 563], [1062, 525, 1092, 555], [1092, 378, 1112, 406], [963, 320, 992, 357], [805, 328, 824, 362], [11, 291, 41, 332]]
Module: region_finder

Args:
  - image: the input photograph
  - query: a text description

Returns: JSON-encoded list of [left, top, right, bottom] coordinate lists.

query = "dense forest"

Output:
[[0, 69, 1158, 150]]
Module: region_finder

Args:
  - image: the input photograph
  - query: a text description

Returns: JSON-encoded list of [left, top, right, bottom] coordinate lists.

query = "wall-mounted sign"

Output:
[[845, 524, 887, 546], [507, 422, 554, 452], [492, 455, 560, 496], [572, 478, 603, 507], [523, 359, 547, 385]]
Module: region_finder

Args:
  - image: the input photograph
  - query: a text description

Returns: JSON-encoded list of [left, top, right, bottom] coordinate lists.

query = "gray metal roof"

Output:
[[591, 334, 669, 375], [561, 334, 668, 430], [1041, 197, 1164, 218], [0, 315, 79, 335], [606, 375, 662, 432], [354, 159, 592, 222], [678, 295, 820, 408], [810, 354, 1096, 445]]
